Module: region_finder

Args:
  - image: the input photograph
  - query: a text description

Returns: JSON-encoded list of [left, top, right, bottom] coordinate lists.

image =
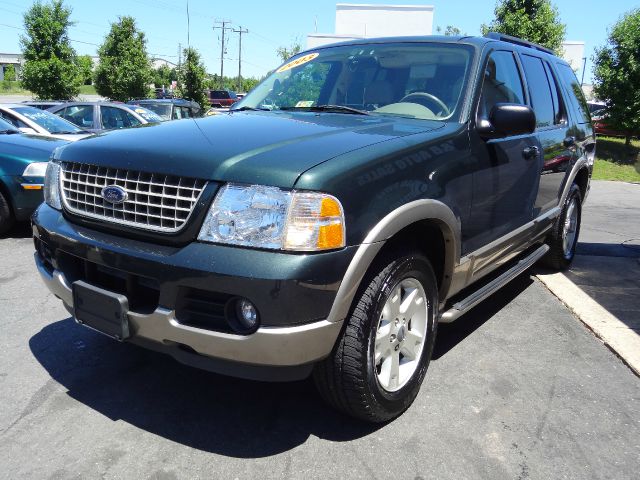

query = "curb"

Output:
[[536, 271, 640, 377]]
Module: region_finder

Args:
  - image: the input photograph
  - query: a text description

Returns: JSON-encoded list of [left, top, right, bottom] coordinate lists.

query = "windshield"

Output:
[[137, 104, 172, 121], [236, 42, 474, 121], [13, 106, 84, 133], [127, 106, 164, 123]]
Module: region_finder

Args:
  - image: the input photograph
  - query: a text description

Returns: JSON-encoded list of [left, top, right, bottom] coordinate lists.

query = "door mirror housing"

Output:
[[477, 103, 536, 139]]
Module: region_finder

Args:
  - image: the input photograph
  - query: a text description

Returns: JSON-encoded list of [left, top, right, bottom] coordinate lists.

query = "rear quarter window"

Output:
[[520, 54, 555, 128], [556, 63, 591, 124]]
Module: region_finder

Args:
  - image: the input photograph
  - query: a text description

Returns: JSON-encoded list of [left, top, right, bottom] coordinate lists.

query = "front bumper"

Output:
[[33, 204, 354, 380]]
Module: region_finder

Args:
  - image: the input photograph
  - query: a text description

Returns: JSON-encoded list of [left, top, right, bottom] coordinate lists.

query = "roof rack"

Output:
[[484, 32, 554, 55]]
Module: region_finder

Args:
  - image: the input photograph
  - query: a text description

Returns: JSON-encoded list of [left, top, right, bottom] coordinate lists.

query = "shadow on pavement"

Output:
[[29, 273, 535, 456], [29, 316, 381, 457], [433, 274, 533, 360], [576, 241, 640, 258], [565, 242, 640, 331], [2, 220, 31, 239]]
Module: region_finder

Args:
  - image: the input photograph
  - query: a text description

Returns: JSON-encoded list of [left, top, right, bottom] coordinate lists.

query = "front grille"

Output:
[[60, 162, 207, 232]]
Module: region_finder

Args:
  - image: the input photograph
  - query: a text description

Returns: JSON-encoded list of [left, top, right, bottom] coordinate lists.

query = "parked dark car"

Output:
[[127, 98, 201, 121], [47, 102, 162, 133], [33, 34, 595, 422], [207, 89, 238, 107], [0, 117, 67, 234]]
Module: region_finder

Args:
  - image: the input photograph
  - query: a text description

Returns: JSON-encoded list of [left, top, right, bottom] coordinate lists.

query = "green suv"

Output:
[[33, 34, 595, 422]]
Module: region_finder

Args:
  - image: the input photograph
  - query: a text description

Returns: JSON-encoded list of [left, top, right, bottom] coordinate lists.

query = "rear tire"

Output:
[[542, 183, 582, 270], [314, 250, 438, 422], [0, 190, 14, 236]]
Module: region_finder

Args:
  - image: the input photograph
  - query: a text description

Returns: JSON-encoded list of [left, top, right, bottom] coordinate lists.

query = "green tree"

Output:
[[76, 54, 93, 85], [3, 65, 17, 82], [436, 25, 465, 36], [94, 16, 151, 101], [593, 9, 640, 150], [178, 47, 209, 110], [481, 0, 566, 53], [19, 0, 80, 99], [276, 40, 303, 63], [151, 64, 177, 88]]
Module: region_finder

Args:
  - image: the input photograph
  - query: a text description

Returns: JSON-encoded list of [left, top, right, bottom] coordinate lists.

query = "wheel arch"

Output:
[[326, 200, 460, 323]]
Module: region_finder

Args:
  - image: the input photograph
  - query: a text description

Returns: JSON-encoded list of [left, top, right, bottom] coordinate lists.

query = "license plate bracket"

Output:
[[72, 280, 130, 341]]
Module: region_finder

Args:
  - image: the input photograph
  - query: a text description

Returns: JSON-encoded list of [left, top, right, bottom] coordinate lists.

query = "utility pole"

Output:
[[233, 26, 248, 92], [213, 19, 232, 82]]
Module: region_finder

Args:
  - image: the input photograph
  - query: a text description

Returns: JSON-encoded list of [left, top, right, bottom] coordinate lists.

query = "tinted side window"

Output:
[[520, 55, 555, 128], [556, 63, 590, 124], [100, 106, 136, 129], [542, 62, 564, 124], [479, 51, 525, 118], [124, 111, 141, 127], [60, 105, 93, 128]]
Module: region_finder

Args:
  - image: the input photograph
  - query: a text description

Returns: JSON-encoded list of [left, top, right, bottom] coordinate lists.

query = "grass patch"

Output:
[[594, 136, 640, 182], [78, 84, 97, 95], [0, 80, 30, 95]]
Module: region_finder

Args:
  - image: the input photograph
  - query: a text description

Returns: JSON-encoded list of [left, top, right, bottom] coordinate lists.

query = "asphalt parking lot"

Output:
[[1, 189, 639, 479]]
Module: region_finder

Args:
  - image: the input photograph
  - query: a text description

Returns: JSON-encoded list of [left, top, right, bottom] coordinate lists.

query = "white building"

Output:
[[0, 53, 23, 81], [307, 4, 586, 82], [307, 4, 434, 49]]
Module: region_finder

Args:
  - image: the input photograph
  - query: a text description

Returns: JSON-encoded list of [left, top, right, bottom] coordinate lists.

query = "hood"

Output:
[[54, 111, 444, 188], [0, 133, 67, 174]]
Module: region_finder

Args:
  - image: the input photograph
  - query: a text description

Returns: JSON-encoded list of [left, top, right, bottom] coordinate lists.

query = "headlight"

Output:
[[198, 184, 345, 251], [44, 162, 62, 209], [22, 162, 49, 177]]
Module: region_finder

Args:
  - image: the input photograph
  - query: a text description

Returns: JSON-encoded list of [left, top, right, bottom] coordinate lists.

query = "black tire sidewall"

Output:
[[561, 186, 582, 263], [0, 190, 14, 235], [364, 254, 438, 415]]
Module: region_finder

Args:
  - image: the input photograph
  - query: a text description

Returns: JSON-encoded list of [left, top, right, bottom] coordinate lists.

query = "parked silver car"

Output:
[[0, 104, 91, 141], [47, 102, 162, 133]]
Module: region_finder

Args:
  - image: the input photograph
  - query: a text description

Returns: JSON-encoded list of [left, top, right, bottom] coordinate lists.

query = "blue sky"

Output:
[[0, 0, 637, 83]]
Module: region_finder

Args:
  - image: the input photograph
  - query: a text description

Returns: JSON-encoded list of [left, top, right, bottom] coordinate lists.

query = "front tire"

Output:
[[542, 183, 582, 270], [314, 251, 438, 422], [0, 190, 14, 236]]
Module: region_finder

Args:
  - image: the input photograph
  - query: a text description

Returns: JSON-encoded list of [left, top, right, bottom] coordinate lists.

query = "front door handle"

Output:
[[522, 146, 539, 159]]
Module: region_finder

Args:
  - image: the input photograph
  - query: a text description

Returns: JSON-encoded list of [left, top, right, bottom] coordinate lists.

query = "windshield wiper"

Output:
[[0, 129, 20, 135], [51, 130, 84, 134], [280, 105, 369, 115], [229, 106, 270, 112]]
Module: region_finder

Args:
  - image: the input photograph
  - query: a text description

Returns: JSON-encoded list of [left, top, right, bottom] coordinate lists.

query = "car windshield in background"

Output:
[[128, 106, 163, 123], [139, 104, 172, 120], [236, 43, 474, 121], [13, 106, 84, 133]]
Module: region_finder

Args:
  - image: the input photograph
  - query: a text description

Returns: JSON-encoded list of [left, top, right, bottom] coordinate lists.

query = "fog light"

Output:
[[236, 299, 258, 330]]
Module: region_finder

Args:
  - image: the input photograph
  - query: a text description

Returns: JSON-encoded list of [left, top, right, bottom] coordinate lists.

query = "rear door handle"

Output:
[[522, 146, 539, 159]]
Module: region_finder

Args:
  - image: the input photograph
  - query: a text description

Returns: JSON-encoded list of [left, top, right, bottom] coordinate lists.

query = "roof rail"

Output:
[[484, 32, 554, 55]]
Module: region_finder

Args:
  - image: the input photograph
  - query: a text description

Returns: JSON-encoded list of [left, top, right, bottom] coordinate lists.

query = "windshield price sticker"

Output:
[[276, 53, 319, 73]]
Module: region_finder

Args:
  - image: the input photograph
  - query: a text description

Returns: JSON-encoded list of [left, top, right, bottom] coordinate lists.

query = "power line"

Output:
[[0, 22, 177, 58]]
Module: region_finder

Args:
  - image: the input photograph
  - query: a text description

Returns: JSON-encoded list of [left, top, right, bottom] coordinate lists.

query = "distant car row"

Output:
[[0, 97, 207, 233]]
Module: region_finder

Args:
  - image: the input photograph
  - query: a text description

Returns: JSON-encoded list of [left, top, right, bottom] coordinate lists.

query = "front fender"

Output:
[[326, 199, 460, 323]]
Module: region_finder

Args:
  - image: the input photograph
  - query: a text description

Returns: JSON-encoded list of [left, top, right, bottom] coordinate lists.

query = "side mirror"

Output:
[[477, 103, 536, 139]]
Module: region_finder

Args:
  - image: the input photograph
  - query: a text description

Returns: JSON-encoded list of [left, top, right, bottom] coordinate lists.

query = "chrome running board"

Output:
[[439, 244, 549, 323]]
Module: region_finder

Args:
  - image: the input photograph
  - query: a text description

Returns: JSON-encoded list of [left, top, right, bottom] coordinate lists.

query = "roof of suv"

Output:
[[302, 33, 568, 64]]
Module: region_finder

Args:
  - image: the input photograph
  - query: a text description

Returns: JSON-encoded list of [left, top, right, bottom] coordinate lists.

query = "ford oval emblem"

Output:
[[101, 185, 128, 204]]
